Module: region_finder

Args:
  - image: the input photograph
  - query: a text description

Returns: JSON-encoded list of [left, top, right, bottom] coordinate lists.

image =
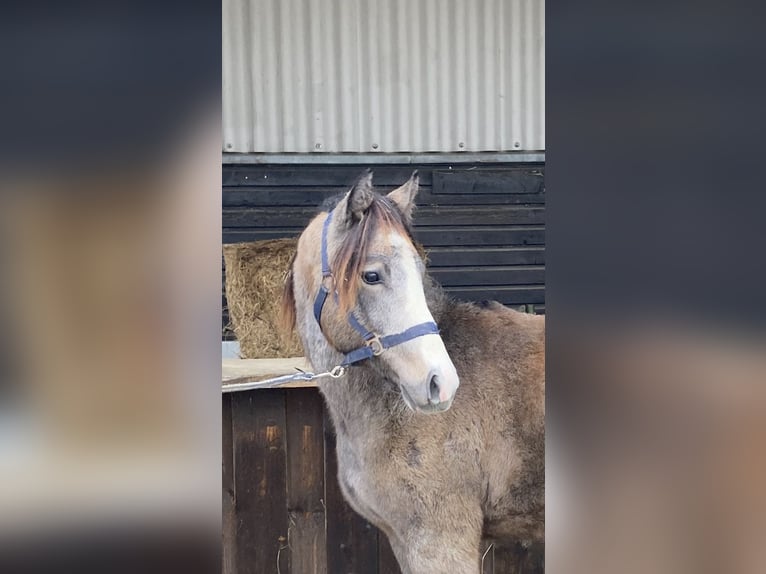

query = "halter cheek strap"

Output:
[[312, 208, 335, 325], [312, 208, 440, 368]]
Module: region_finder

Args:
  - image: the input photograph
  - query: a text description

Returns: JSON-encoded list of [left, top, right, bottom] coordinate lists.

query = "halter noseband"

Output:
[[312, 208, 440, 367]]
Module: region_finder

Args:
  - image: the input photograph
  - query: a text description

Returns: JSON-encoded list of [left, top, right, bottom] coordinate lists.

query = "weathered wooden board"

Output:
[[425, 246, 545, 267], [224, 186, 545, 207], [223, 206, 545, 228], [433, 169, 544, 195], [232, 391, 289, 574], [224, 226, 545, 246], [286, 389, 327, 574], [222, 395, 236, 574], [492, 543, 545, 574]]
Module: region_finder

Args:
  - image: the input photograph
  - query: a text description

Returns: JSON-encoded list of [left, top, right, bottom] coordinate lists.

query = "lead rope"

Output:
[[222, 364, 346, 394]]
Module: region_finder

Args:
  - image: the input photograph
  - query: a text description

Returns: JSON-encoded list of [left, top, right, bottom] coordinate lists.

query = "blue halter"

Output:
[[312, 209, 440, 367]]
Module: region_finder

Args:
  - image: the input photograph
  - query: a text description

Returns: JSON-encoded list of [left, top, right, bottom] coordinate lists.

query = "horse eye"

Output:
[[362, 271, 381, 284]]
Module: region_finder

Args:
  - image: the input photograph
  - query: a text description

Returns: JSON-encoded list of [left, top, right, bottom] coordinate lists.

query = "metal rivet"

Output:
[[514, 141, 521, 148], [371, 143, 379, 150], [458, 142, 465, 148], [225, 143, 232, 149], [315, 143, 322, 149]]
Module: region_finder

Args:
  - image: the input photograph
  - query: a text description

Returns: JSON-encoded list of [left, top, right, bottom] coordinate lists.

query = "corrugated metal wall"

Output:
[[223, 0, 545, 153]]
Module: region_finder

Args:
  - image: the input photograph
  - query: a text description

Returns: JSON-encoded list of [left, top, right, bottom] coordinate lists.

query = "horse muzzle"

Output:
[[399, 366, 460, 414]]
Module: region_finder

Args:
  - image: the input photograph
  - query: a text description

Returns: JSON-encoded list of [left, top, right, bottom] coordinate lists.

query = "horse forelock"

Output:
[[332, 194, 415, 314]]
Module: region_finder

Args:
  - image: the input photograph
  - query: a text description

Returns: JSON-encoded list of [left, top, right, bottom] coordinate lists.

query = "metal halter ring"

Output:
[[365, 335, 385, 356], [321, 274, 334, 290]]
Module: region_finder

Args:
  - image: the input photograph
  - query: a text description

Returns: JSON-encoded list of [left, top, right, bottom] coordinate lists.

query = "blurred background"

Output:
[[0, 2, 220, 573], [547, 1, 766, 573]]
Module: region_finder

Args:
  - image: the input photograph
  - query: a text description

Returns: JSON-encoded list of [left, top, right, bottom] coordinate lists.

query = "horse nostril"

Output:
[[428, 374, 440, 404]]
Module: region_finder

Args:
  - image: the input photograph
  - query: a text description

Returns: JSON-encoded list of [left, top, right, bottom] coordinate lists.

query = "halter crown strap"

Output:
[[320, 209, 333, 277], [312, 207, 440, 368]]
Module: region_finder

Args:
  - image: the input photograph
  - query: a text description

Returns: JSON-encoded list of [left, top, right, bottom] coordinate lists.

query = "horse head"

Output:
[[283, 171, 460, 413]]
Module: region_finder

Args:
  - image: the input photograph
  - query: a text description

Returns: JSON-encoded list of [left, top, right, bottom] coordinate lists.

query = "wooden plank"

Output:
[[222, 206, 545, 228], [425, 246, 545, 267], [416, 189, 545, 206], [430, 266, 545, 287], [378, 533, 402, 574], [324, 410, 379, 574], [223, 166, 436, 187], [521, 543, 544, 574], [492, 544, 518, 574], [232, 390, 289, 574], [444, 285, 545, 306], [412, 206, 544, 227], [286, 389, 327, 574], [223, 186, 545, 207], [223, 164, 544, 188], [223, 187, 347, 208], [222, 395, 236, 574], [223, 229, 301, 243], [414, 227, 545, 247], [433, 169, 544, 195], [224, 226, 545, 246], [492, 543, 544, 574]]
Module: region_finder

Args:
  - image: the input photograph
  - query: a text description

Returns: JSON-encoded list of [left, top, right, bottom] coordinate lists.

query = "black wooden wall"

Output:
[[222, 162, 545, 337]]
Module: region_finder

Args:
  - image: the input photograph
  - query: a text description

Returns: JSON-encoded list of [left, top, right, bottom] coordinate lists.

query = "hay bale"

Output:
[[223, 237, 429, 359], [223, 239, 303, 358]]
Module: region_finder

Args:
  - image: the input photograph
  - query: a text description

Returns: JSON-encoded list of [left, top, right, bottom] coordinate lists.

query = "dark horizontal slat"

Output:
[[393, 206, 539, 226], [222, 206, 545, 228], [416, 189, 544, 205], [433, 169, 544, 195], [430, 266, 544, 287], [414, 226, 545, 246], [223, 166, 435, 187], [426, 246, 545, 267], [444, 285, 545, 306], [224, 226, 545, 246], [223, 186, 544, 207], [223, 229, 301, 243], [222, 163, 544, 188], [223, 187, 346, 208]]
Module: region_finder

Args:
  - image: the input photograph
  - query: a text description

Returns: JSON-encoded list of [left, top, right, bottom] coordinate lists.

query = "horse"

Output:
[[281, 171, 545, 573]]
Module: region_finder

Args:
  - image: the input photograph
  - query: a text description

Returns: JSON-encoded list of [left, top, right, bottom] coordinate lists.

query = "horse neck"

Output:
[[318, 366, 405, 443], [295, 302, 402, 442]]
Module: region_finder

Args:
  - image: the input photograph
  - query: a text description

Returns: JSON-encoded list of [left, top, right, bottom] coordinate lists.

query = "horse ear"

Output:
[[387, 171, 419, 223], [338, 170, 375, 224]]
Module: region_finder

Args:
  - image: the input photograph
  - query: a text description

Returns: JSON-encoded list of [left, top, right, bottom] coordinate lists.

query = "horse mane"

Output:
[[332, 194, 414, 314]]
